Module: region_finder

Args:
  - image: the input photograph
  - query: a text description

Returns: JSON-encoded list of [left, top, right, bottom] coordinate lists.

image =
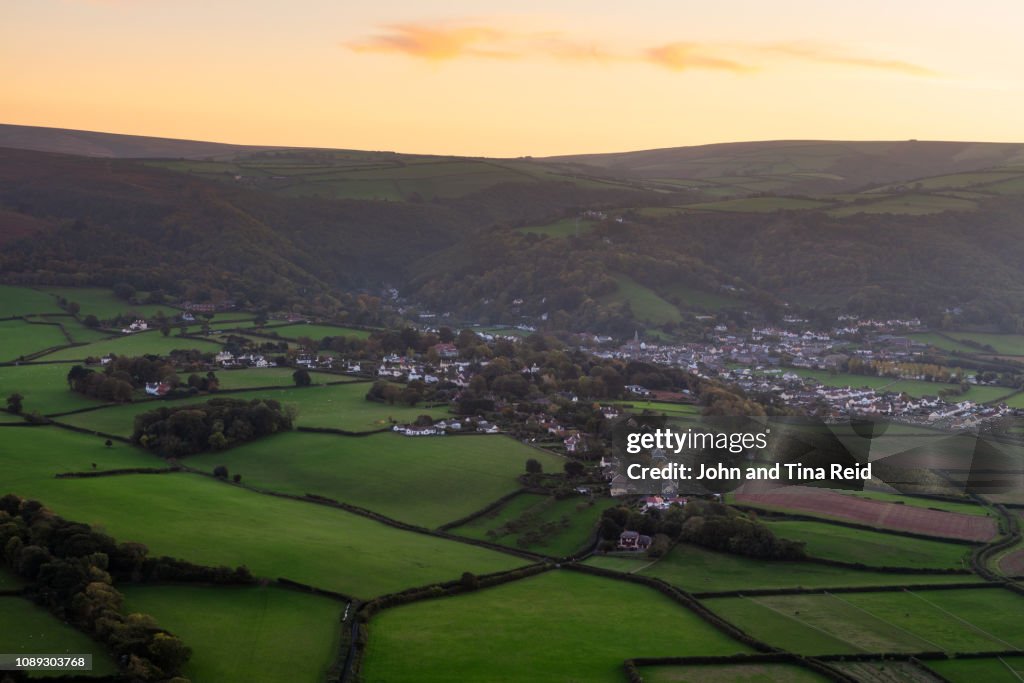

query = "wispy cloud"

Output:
[[346, 21, 935, 77], [645, 43, 753, 72], [763, 42, 937, 76]]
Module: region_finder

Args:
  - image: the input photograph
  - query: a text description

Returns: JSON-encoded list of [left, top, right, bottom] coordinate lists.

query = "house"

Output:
[[564, 433, 584, 453], [145, 382, 171, 397], [618, 531, 653, 551], [609, 474, 630, 497]]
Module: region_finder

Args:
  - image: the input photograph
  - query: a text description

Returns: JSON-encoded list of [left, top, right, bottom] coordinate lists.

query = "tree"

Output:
[[6, 393, 23, 414], [232, 473, 242, 483], [564, 460, 585, 478], [82, 314, 100, 329], [67, 301, 80, 316], [525, 458, 542, 474], [104, 439, 113, 448], [112, 283, 135, 300], [292, 368, 312, 387], [213, 465, 229, 479]]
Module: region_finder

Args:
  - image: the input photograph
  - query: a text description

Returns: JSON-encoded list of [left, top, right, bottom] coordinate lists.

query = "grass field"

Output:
[[781, 367, 1008, 402], [662, 283, 745, 310], [940, 332, 1024, 356], [681, 197, 831, 213], [0, 285, 64, 317], [927, 655, 1024, 683], [601, 275, 683, 325], [187, 431, 562, 527], [213, 367, 343, 390], [586, 543, 972, 593], [122, 585, 342, 683], [835, 489, 992, 517], [638, 663, 829, 683], [58, 382, 451, 436], [264, 323, 372, 341], [37, 330, 222, 361], [450, 492, 607, 557], [907, 332, 984, 354], [0, 363, 110, 415], [829, 193, 976, 216], [0, 596, 118, 676], [704, 588, 1024, 655], [28, 315, 113, 344], [36, 287, 179, 321], [610, 400, 701, 417], [762, 520, 971, 569], [361, 570, 749, 682], [0, 320, 70, 360]]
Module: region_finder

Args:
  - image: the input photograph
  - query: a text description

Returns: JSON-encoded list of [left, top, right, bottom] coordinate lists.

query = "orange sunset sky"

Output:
[[3, 0, 1023, 156]]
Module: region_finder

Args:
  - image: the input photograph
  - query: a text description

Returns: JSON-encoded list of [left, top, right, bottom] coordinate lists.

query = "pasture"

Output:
[[638, 663, 829, 683], [36, 287, 179, 321], [0, 285, 64, 317], [0, 319, 70, 360], [213, 367, 343, 390], [451, 492, 607, 557], [515, 217, 596, 238], [37, 331, 222, 361], [680, 197, 831, 213], [5, 470, 524, 598], [762, 520, 971, 569], [601, 275, 683, 325], [703, 588, 1024, 655], [187, 431, 561, 527], [927, 655, 1024, 683], [587, 543, 970, 593], [58, 381, 450, 436], [0, 363, 110, 415], [361, 570, 748, 682], [829, 193, 976, 216], [0, 597, 119, 676], [121, 585, 342, 683], [265, 323, 372, 341]]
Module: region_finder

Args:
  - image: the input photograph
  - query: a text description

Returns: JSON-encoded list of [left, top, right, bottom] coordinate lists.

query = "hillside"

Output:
[[546, 139, 1024, 195], [3, 126, 1024, 333]]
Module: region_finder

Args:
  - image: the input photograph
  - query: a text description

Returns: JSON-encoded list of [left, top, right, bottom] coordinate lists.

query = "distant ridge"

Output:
[[0, 123, 286, 160]]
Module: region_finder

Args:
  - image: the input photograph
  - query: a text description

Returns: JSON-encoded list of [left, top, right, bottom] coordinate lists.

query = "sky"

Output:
[[3, 0, 1023, 156]]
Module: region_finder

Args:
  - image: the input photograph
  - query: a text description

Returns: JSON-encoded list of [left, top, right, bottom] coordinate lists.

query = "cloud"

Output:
[[764, 42, 937, 76], [346, 22, 935, 78], [348, 24, 515, 61], [645, 43, 753, 72]]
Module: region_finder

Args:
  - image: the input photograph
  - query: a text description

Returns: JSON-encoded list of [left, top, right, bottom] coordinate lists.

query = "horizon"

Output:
[[5, 0, 1024, 156]]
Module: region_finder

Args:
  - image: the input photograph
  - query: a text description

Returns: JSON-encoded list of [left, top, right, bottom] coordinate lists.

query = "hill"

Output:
[[546, 139, 1024, 195]]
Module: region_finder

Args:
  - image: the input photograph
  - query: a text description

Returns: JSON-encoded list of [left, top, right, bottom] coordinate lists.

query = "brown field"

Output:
[[734, 486, 997, 541], [998, 548, 1024, 577]]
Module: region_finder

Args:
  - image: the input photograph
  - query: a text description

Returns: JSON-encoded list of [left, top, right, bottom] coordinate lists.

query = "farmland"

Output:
[[5, 471, 525, 598], [638, 663, 829, 683], [927, 655, 1024, 683], [601, 275, 683, 325], [703, 588, 1024, 655], [0, 319, 69, 360], [732, 486, 998, 541], [761, 520, 971, 569], [0, 285, 64, 317], [265, 323, 373, 341], [37, 331, 222, 361], [187, 431, 561, 527], [450, 492, 608, 557], [361, 570, 749, 682], [586, 543, 971, 593], [213, 367, 343, 390], [0, 363, 109, 414], [36, 287, 180, 320], [0, 597, 119, 676], [122, 585, 342, 683], [58, 381, 452, 436]]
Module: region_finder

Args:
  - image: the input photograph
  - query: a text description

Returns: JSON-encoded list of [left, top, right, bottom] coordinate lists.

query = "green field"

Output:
[[58, 381, 451, 436], [907, 332, 984, 354], [36, 287, 179, 321], [450, 492, 607, 557], [781, 367, 1007, 402], [587, 543, 972, 593], [662, 283, 745, 311], [830, 193, 976, 216], [122, 585, 342, 683], [601, 275, 683, 325], [610, 400, 700, 417], [0, 363, 109, 415], [0, 596, 118, 676], [213, 367, 343, 390], [28, 315, 113, 344], [0, 320, 70, 360], [762, 520, 970, 569], [704, 589, 1024, 655], [834, 489, 992, 517], [638, 663, 829, 683], [361, 570, 748, 682], [188, 431, 561, 527], [0, 285, 65, 317], [265, 323, 372, 341], [681, 197, 831, 213], [941, 332, 1024, 356], [927, 655, 1024, 683], [37, 331, 222, 361]]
